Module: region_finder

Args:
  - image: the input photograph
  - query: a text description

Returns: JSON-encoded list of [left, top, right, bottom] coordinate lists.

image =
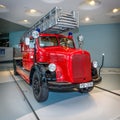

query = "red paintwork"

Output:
[[17, 33, 92, 84], [16, 66, 30, 83]]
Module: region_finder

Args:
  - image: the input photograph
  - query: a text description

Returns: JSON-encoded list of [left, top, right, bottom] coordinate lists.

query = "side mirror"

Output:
[[25, 37, 30, 45], [77, 34, 84, 48], [78, 34, 84, 42], [32, 30, 39, 39]]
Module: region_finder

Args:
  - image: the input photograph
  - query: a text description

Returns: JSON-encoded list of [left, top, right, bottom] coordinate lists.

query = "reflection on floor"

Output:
[[0, 71, 32, 120], [17, 90, 120, 120], [0, 63, 120, 120]]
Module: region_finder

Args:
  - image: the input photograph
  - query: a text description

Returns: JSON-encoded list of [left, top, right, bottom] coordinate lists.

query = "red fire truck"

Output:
[[13, 7, 103, 102]]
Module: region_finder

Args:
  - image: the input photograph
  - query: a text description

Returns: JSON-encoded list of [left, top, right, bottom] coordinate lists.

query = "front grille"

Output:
[[71, 53, 91, 83]]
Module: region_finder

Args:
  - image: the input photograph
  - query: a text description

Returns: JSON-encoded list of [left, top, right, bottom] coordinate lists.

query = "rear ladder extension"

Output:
[[23, 7, 79, 37]]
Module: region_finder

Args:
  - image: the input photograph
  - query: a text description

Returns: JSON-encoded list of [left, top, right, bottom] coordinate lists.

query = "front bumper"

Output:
[[93, 76, 102, 85], [48, 76, 102, 91]]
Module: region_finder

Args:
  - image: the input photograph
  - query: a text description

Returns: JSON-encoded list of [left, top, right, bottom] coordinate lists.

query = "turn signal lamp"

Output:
[[68, 32, 73, 38], [36, 28, 40, 33]]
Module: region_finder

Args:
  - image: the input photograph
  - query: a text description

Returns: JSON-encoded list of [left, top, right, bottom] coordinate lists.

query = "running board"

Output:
[[16, 66, 30, 84]]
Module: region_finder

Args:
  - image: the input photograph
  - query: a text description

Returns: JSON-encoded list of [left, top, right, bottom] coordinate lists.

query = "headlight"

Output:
[[32, 30, 39, 39], [93, 61, 98, 68], [48, 63, 56, 72]]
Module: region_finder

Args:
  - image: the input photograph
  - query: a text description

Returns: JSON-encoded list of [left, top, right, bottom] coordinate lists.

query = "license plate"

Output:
[[79, 82, 93, 88]]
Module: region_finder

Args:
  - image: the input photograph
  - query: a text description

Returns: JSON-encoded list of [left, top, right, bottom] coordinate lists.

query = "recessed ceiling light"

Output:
[[24, 20, 28, 23], [41, 0, 64, 4], [81, 17, 94, 24], [0, 4, 6, 8], [112, 8, 119, 13], [30, 9, 37, 13], [79, 0, 101, 10], [18, 20, 30, 25], [0, 4, 9, 12], [25, 9, 42, 16], [85, 17, 90, 22], [88, 0, 96, 6], [87, 0, 101, 6], [107, 8, 120, 16]]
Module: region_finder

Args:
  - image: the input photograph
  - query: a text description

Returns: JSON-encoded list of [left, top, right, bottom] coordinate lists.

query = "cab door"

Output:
[[22, 38, 35, 71]]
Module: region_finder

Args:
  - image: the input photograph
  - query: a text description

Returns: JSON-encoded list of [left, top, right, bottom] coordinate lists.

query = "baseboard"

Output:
[[101, 68, 120, 74], [0, 60, 13, 63]]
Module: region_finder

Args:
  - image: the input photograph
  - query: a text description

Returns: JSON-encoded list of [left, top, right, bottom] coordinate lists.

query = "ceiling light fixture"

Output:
[[107, 8, 120, 16], [79, 0, 101, 10], [0, 4, 6, 8], [18, 20, 30, 25], [23, 20, 28, 23], [88, 0, 96, 6], [80, 17, 94, 24], [0, 4, 9, 12], [25, 9, 42, 16], [30, 9, 37, 13], [112, 8, 119, 13], [85, 17, 90, 22], [41, 0, 64, 4]]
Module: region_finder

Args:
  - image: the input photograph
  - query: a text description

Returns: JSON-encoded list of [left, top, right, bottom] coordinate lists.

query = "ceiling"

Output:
[[0, 18, 28, 33], [0, 0, 120, 33]]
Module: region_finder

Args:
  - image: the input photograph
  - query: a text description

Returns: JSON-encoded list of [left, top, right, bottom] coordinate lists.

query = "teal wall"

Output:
[[9, 31, 25, 47], [9, 23, 120, 67], [73, 23, 120, 68]]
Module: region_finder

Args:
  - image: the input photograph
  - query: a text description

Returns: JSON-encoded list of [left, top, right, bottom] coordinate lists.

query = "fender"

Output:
[[29, 63, 48, 84], [55, 65, 65, 82]]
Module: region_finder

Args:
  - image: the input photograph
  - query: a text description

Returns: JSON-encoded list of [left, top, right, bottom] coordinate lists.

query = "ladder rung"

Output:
[[60, 12, 73, 17], [57, 22, 78, 27], [58, 19, 77, 25], [58, 16, 76, 22]]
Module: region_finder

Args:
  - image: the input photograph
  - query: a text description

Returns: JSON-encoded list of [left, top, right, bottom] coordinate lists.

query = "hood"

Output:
[[44, 46, 88, 55], [43, 46, 90, 64]]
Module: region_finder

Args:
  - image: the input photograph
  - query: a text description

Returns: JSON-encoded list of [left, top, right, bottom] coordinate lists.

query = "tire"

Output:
[[79, 87, 93, 93], [32, 70, 49, 102], [13, 59, 18, 75], [92, 67, 98, 78]]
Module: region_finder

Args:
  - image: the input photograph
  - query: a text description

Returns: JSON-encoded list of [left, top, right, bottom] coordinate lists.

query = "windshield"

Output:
[[29, 39, 35, 48], [39, 36, 74, 48], [39, 36, 58, 47], [59, 37, 74, 48]]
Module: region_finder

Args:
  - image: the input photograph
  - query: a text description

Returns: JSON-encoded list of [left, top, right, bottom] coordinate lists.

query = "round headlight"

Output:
[[48, 63, 56, 72], [32, 30, 39, 39], [93, 61, 98, 68]]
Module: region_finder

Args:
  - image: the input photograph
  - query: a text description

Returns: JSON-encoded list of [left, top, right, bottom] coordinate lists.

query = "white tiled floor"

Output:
[[0, 63, 120, 120], [17, 90, 120, 120], [0, 71, 14, 83]]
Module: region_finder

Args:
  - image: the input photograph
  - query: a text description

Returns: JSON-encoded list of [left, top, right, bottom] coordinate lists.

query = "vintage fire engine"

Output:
[[13, 7, 103, 102]]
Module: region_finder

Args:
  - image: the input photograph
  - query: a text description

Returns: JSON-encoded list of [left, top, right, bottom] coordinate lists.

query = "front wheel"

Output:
[[32, 71, 49, 102]]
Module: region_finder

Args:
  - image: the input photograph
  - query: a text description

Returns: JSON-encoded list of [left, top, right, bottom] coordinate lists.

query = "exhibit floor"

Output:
[[0, 63, 120, 120]]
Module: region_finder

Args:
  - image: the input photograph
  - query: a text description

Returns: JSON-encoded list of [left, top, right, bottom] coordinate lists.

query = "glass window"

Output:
[[59, 38, 74, 48], [29, 39, 35, 48], [39, 37, 58, 47]]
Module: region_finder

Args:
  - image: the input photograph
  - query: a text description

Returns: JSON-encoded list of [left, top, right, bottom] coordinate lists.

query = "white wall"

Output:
[[0, 47, 13, 62]]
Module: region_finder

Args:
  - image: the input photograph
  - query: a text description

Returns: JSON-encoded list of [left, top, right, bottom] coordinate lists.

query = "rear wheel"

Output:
[[13, 59, 18, 75], [32, 70, 49, 102]]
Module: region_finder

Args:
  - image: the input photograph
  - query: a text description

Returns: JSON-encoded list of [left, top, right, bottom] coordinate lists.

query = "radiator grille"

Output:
[[72, 53, 91, 83]]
